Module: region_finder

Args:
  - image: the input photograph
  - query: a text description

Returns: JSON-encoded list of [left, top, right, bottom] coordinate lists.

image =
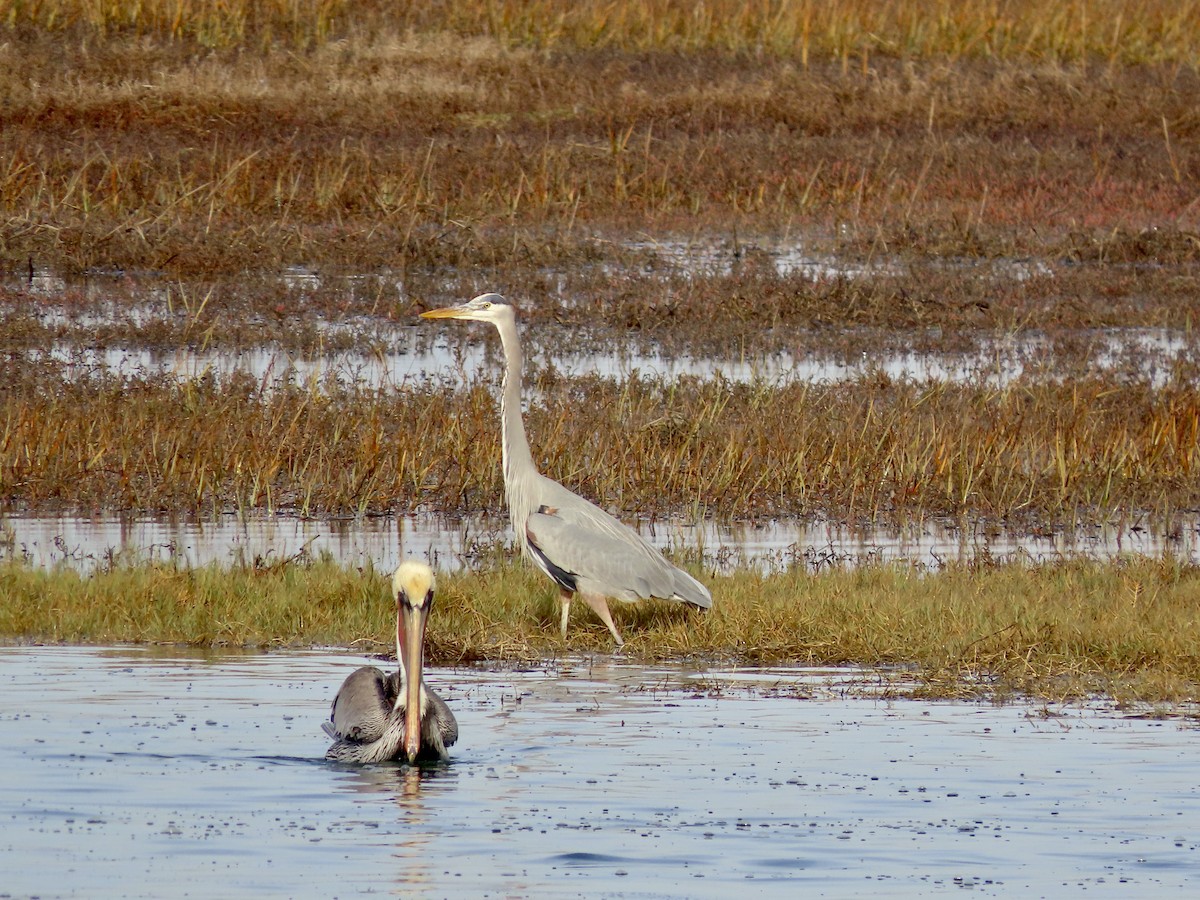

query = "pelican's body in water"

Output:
[[323, 562, 457, 763], [422, 293, 712, 646]]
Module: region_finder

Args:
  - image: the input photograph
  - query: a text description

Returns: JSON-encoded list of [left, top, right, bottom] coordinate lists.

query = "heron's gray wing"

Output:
[[325, 666, 392, 743], [525, 509, 676, 601]]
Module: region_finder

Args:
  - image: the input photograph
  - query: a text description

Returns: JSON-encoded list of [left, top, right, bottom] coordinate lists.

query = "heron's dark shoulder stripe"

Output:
[[526, 510, 578, 593]]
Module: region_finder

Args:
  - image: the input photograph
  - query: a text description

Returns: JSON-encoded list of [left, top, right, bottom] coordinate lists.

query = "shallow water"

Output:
[[11, 266, 1195, 389], [27, 323, 1194, 390], [1, 646, 1196, 898], [4, 511, 1198, 574], [623, 236, 1051, 284]]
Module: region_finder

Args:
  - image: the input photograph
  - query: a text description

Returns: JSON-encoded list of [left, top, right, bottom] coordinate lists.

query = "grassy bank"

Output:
[[2, 555, 1198, 708]]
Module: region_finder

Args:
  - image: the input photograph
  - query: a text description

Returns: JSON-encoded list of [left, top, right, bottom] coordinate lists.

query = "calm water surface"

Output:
[[1, 647, 1196, 898], [28, 324, 1194, 389], [5, 512, 1198, 574]]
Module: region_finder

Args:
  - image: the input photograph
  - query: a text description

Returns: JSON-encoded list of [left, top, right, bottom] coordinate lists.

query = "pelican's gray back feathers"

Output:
[[324, 667, 457, 764]]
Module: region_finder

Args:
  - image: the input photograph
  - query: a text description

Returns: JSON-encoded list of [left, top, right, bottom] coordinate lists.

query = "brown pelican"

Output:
[[422, 293, 712, 646], [323, 561, 457, 763]]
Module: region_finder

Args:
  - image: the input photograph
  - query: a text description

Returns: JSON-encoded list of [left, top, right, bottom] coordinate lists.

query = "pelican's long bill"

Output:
[[396, 587, 429, 764]]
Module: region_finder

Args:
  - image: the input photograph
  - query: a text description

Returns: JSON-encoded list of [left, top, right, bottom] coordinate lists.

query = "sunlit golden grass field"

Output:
[[3, 556, 1199, 707]]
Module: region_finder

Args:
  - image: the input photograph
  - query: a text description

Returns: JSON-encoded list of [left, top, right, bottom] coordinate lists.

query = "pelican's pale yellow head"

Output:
[[393, 560, 435, 607]]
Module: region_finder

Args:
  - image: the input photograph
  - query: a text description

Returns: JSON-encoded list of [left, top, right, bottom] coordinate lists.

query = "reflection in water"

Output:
[[3, 510, 1198, 574], [330, 764, 450, 892], [329, 756, 438, 797]]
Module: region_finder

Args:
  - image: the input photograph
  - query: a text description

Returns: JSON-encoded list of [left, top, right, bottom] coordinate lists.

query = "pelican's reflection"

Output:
[[330, 758, 457, 801], [329, 760, 461, 891]]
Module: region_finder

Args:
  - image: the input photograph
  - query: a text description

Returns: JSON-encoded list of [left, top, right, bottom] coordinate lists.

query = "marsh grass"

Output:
[[3, 3, 1198, 710], [2, 4, 1198, 277], [3, 358, 1198, 523], [6, 0, 1200, 61], [3, 554, 1198, 706]]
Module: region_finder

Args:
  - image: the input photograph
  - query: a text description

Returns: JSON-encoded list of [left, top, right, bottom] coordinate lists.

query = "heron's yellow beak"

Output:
[[419, 306, 465, 320]]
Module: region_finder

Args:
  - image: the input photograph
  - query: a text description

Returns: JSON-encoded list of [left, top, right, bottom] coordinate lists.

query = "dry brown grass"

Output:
[[1, 4, 1197, 277], [1, 3, 1196, 559], [3, 357, 1198, 523], [5, 1, 1200, 62]]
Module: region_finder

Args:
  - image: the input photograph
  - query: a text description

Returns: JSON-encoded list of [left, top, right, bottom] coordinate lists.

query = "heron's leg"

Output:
[[558, 589, 572, 639], [580, 592, 624, 647]]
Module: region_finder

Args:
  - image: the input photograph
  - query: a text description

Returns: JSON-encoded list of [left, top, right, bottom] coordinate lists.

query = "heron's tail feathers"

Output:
[[672, 567, 713, 610]]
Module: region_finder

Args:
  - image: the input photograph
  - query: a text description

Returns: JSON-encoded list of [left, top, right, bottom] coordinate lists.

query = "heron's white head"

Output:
[[420, 292, 514, 327]]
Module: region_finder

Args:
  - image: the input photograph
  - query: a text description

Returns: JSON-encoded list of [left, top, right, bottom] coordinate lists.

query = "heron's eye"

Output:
[[481, 301, 492, 309]]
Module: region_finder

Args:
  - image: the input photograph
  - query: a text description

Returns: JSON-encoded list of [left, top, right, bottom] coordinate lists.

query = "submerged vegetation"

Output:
[[2, 554, 1199, 707]]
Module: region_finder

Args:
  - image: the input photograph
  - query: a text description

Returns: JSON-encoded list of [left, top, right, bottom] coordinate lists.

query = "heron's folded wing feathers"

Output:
[[526, 510, 677, 600]]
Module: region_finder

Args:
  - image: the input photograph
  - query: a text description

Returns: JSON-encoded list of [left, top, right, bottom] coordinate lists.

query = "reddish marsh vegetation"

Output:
[[1, 1, 1197, 280], [3, 358, 1198, 524]]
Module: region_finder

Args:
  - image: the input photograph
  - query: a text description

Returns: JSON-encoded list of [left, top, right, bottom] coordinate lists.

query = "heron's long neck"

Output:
[[495, 316, 539, 542]]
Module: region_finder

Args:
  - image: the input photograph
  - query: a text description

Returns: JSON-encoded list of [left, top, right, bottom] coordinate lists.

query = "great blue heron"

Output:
[[323, 561, 458, 763], [421, 293, 712, 646]]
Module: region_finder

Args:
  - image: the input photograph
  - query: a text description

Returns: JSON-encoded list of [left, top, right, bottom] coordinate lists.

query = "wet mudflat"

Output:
[[1, 646, 1196, 898]]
